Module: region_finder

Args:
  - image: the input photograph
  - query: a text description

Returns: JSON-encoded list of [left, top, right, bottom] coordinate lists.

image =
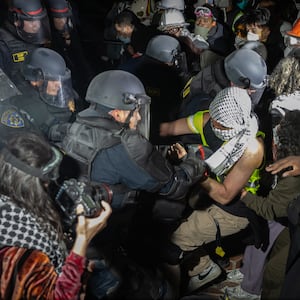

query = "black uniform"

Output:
[[0, 22, 38, 79]]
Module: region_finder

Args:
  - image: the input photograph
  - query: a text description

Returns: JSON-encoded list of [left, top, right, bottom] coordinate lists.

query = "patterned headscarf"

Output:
[[0, 194, 67, 274], [205, 86, 258, 175]]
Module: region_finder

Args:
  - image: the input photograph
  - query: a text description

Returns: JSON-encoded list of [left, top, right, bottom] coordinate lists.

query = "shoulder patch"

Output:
[[1, 109, 25, 128]]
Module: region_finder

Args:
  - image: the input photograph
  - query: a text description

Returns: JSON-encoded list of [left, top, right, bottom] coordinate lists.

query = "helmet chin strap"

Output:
[[124, 108, 136, 126], [115, 108, 136, 130]]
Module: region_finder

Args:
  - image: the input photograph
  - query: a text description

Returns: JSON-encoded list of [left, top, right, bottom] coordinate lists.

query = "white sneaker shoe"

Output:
[[226, 269, 244, 282], [225, 285, 260, 300], [187, 261, 222, 293]]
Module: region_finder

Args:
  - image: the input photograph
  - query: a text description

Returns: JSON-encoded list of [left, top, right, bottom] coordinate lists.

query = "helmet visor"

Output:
[[137, 102, 151, 140], [39, 69, 75, 108], [16, 12, 51, 44], [123, 93, 151, 139]]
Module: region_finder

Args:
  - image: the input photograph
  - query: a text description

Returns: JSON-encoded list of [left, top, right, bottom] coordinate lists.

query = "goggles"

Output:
[[194, 6, 213, 18], [0, 144, 62, 181]]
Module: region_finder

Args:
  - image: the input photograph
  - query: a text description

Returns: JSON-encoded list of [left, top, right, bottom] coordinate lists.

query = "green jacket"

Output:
[[242, 175, 300, 220]]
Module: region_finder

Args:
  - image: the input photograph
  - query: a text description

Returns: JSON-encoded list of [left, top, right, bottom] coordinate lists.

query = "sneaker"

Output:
[[187, 261, 222, 293], [225, 285, 260, 300], [226, 269, 244, 282]]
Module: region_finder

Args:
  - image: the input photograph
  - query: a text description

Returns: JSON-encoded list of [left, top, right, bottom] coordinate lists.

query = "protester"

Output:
[[0, 132, 112, 299], [160, 86, 268, 294], [237, 110, 300, 299]]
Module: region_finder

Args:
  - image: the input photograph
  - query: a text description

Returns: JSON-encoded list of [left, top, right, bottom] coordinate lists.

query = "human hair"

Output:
[[269, 56, 300, 96], [0, 132, 62, 236], [243, 7, 271, 27], [276, 110, 300, 160], [114, 9, 140, 28]]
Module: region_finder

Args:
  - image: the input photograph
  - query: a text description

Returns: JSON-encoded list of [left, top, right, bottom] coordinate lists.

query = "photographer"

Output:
[[0, 132, 112, 299]]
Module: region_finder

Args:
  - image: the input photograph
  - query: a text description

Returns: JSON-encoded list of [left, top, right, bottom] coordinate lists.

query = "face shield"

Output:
[[0, 68, 22, 101], [38, 68, 75, 109], [123, 92, 151, 139], [15, 9, 51, 44], [53, 16, 73, 34]]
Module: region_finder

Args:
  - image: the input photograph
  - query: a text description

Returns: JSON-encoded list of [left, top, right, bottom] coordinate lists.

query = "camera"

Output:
[[55, 178, 113, 226]]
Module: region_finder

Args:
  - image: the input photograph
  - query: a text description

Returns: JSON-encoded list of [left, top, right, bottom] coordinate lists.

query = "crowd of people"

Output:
[[0, 0, 300, 299]]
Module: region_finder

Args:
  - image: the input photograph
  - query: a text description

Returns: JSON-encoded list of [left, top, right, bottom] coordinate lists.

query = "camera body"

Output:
[[55, 178, 113, 226]]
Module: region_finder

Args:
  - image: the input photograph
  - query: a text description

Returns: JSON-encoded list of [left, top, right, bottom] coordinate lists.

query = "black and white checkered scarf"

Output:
[[0, 194, 67, 274], [205, 87, 258, 176]]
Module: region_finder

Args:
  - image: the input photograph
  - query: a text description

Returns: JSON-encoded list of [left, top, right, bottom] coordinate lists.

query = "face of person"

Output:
[[53, 17, 71, 44], [125, 108, 141, 130], [246, 24, 270, 42], [19, 19, 41, 33], [195, 16, 215, 29], [46, 80, 61, 96], [112, 108, 141, 129], [211, 119, 231, 130], [115, 23, 134, 39], [53, 17, 67, 31], [30, 80, 60, 95]]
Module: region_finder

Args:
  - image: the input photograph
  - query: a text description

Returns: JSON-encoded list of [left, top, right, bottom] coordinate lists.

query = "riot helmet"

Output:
[[224, 48, 267, 89], [145, 35, 181, 64], [158, 8, 189, 31], [156, 0, 185, 11], [45, 0, 73, 43], [8, 0, 51, 44], [22, 48, 75, 109], [241, 41, 267, 61], [86, 70, 151, 138]]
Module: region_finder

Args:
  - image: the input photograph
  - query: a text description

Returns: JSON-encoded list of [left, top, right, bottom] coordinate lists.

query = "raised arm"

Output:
[[160, 118, 192, 136]]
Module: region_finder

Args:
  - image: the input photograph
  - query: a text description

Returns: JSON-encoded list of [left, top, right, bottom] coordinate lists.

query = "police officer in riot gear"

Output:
[[45, 0, 94, 100], [0, 67, 42, 140], [6, 47, 76, 137], [119, 34, 189, 144], [49, 69, 206, 299], [51, 70, 206, 211], [181, 47, 268, 118], [0, 0, 51, 78]]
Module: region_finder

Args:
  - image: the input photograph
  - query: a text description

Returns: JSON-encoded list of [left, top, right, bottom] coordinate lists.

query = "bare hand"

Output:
[[265, 156, 300, 177], [75, 201, 112, 244], [168, 143, 187, 160]]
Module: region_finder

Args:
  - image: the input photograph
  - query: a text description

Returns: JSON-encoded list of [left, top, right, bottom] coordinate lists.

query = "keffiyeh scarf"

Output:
[[205, 87, 258, 176], [0, 194, 67, 274]]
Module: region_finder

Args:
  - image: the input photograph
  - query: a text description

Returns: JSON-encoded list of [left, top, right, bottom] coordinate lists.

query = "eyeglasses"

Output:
[[194, 6, 213, 18]]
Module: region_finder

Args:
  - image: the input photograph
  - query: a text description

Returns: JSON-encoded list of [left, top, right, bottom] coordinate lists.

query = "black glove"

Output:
[[179, 149, 207, 184]]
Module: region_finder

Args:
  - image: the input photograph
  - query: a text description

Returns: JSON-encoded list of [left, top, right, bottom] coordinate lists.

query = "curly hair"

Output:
[[276, 110, 300, 160], [0, 132, 63, 237], [269, 56, 300, 96]]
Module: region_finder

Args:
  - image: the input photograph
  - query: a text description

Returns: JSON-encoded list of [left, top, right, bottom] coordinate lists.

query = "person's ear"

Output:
[[109, 109, 121, 121]]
